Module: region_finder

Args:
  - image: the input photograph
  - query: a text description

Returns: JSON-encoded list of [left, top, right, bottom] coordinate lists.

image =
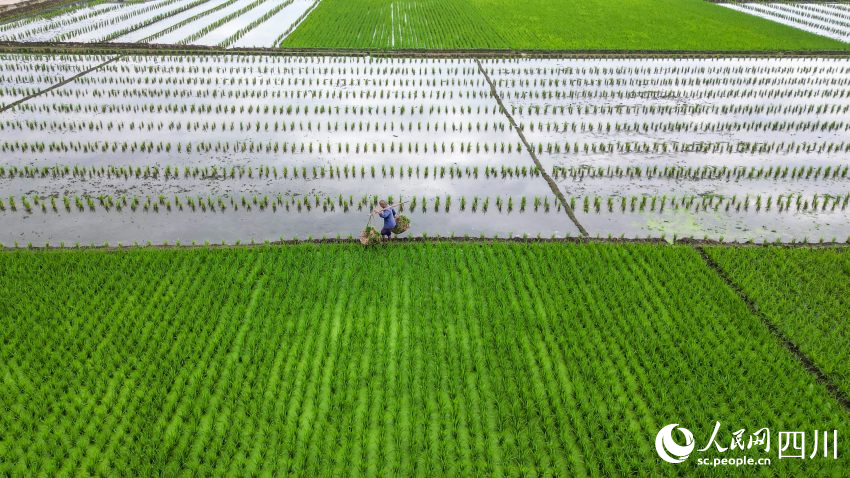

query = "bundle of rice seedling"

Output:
[[359, 226, 381, 246], [392, 215, 410, 234]]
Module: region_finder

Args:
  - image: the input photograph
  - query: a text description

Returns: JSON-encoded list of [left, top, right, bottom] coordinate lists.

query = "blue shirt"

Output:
[[379, 208, 397, 229]]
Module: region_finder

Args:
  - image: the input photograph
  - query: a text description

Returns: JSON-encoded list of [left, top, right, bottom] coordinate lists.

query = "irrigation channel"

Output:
[[1, 50, 850, 246]]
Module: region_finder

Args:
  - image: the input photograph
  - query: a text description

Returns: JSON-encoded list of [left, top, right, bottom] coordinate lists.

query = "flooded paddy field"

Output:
[[720, 2, 850, 43], [1, 53, 848, 245], [0, 0, 318, 46]]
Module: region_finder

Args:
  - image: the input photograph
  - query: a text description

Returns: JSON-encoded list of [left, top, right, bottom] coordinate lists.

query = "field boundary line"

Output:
[[2, 237, 849, 252], [474, 58, 588, 237], [696, 246, 850, 413], [0, 54, 120, 113], [2, 42, 850, 58]]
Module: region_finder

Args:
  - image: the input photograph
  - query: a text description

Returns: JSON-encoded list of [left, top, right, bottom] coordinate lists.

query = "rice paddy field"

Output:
[[282, 0, 850, 50], [719, 2, 850, 43], [1, 242, 848, 476], [1, 0, 849, 475], [705, 246, 850, 396], [0, 0, 320, 46], [1, 0, 849, 49], [2, 53, 850, 245]]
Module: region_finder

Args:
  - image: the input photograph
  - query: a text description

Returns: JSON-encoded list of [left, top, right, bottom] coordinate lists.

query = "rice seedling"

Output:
[[0, 243, 847, 476]]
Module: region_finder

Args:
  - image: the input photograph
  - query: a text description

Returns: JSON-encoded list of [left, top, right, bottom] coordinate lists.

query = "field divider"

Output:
[[0, 54, 121, 113], [4, 42, 850, 57], [696, 246, 850, 413], [3, 237, 849, 253], [474, 58, 588, 237]]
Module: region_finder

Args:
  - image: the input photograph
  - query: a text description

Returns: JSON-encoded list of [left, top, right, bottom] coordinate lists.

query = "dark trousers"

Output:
[[380, 227, 393, 238]]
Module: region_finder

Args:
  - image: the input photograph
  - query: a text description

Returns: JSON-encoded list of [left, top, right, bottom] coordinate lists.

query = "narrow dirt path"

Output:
[[474, 58, 589, 237]]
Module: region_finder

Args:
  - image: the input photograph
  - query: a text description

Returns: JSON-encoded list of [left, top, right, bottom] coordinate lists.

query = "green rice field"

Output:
[[1, 242, 847, 475], [281, 0, 850, 50], [706, 247, 850, 397]]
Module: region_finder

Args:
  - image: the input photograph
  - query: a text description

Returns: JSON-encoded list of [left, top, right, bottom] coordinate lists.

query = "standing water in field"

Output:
[[0, 54, 848, 244]]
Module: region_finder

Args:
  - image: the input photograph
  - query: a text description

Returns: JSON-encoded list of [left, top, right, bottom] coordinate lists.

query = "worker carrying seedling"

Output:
[[360, 200, 410, 245], [372, 200, 398, 240]]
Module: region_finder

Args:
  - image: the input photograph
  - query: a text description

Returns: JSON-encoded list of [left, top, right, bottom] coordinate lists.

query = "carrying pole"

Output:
[[365, 200, 408, 229]]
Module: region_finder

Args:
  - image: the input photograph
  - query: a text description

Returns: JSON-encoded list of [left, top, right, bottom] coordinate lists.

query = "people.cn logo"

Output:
[[655, 424, 696, 463]]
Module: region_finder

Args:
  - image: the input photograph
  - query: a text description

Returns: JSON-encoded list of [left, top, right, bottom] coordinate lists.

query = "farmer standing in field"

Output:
[[372, 200, 397, 240]]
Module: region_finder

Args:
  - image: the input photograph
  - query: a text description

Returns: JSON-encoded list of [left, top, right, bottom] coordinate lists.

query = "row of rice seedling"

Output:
[[8, 99, 501, 115], [489, 58, 850, 77], [6, 162, 849, 183], [495, 66, 850, 85], [507, 102, 848, 117], [566, 193, 850, 214], [0, 243, 846, 475], [523, 139, 847, 156], [11, 113, 850, 136], [6, 191, 847, 216], [521, 119, 850, 134], [3, 117, 509, 134], [0, 193, 563, 214], [21, 87, 492, 103], [552, 164, 850, 181], [0, 140, 528, 157], [0, 164, 542, 180]]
